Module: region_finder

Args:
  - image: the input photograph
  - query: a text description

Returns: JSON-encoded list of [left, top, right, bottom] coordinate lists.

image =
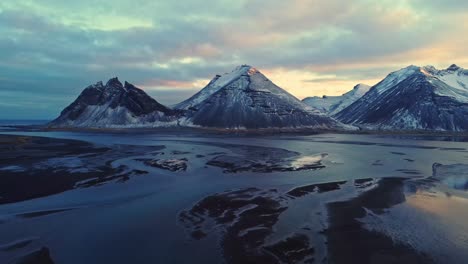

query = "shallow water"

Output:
[[0, 131, 467, 263]]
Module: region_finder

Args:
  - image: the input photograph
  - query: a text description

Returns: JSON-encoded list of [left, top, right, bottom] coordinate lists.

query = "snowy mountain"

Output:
[[49, 78, 180, 128], [302, 83, 371, 115], [302, 95, 342, 115], [176, 65, 346, 129], [175, 66, 250, 110], [335, 64, 468, 131]]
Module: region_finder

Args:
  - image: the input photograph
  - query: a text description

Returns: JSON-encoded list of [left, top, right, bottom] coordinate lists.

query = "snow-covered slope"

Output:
[[49, 78, 180, 128], [422, 64, 468, 102], [302, 95, 342, 115], [175, 66, 252, 110], [335, 64, 468, 131], [302, 84, 371, 115], [179, 65, 346, 129]]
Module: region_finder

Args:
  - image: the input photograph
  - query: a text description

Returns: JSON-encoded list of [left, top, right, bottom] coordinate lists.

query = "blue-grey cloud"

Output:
[[0, 0, 467, 119]]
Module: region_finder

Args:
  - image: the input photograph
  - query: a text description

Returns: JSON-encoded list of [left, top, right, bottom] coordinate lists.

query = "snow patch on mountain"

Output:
[[421, 64, 468, 103], [302, 96, 342, 114], [302, 84, 371, 115], [175, 65, 253, 110], [373, 66, 420, 95]]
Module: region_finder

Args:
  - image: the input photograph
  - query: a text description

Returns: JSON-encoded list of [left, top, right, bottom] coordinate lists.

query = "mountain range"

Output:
[[334, 64, 468, 131], [50, 64, 468, 132], [50, 66, 343, 130]]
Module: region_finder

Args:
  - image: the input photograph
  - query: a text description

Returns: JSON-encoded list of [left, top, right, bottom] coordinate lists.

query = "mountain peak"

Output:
[[174, 65, 261, 110], [335, 63, 468, 131], [403, 65, 420, 70], [235, 64, 253, 70], [447, 64, 461, 71], [233, 64, 259, 75], [353, 83, 369, 90], [175, 65, 343, 129], [49, 78, 178, 128], [92, 81, 104, 89], [106, 77, 123, 88], [247, 67, 258, 75]]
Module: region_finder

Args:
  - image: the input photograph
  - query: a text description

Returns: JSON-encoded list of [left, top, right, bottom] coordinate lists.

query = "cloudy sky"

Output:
[[1, 0, 467, 119]]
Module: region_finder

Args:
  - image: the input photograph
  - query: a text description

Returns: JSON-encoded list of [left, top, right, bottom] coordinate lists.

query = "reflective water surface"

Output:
[[0, 130, 467, 263]]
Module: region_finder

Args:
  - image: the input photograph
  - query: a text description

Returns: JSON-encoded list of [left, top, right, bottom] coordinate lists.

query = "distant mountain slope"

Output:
[[302, 95, 342, 115], [335, 64, 468, 131], [302, 84, 371, 115], [178, 65, 346, 129], [49, 78, 180, 128]]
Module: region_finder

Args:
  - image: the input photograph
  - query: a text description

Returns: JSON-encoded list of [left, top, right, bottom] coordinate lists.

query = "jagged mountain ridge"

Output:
[[177, 65, 345, 129], [49, 78, 180, 128], [49, 64, 468, 131], [302, 83, 371, 115], [335, 64, 468, 131]]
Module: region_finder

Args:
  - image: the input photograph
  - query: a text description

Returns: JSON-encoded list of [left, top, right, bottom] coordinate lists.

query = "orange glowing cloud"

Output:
[[262, 67, 382, 99]]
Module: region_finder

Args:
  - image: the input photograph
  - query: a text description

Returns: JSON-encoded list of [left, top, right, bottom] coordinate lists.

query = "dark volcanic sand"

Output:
[[206, 154, 326, 173], [179, 178, 436, 264], [14, 247, 54, 264], [287, 181, 347, 198], [264, 233, 315, 263], [136, 158, 188, 171], [0, 135, 162, 204], [179, 188, 293, 264]]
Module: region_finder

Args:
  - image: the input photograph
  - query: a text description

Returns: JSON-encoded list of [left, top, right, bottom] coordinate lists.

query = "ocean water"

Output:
[[0, 120, 49, 126]]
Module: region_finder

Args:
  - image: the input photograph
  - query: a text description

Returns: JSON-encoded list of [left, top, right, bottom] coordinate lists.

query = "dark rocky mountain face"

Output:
[[335, 66, 468, 131], [181, 65, 344, 129], [49, 78, 180, 128]]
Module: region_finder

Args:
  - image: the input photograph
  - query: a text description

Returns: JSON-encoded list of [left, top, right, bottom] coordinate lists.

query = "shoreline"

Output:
[[3, 123, 468, 137]]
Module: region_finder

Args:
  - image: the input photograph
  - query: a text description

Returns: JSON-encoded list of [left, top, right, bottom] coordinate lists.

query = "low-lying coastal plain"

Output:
[[0, 127, 467, 264]]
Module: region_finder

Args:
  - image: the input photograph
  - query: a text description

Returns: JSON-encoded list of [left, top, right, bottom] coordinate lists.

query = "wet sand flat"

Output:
[[0, 132, 467, 264]]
